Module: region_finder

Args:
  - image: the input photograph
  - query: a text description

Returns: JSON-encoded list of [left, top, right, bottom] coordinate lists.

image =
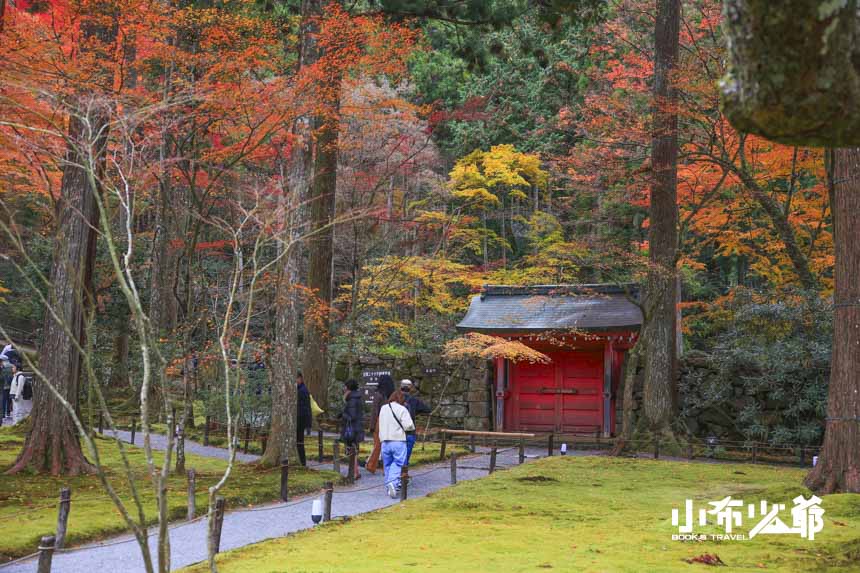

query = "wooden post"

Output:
[[97, 412, 103, 435], [450, 452, 458, 485], [489, 445, 497, 473], [55, 487, 71, 550], [318, 429, 324, 463], [261, 434, 267, 453], [187, 469, 196, 521], [687, 442, 694, 460], [323, 481, 333, 522], [130, 418, 136, 445], [439, 431, 447, 460], [751, 444, 758, 464], [470, 434, 476, 453], [332, 440, 341, 474], [653, 437, 660, 459], [37, 535, 55, 573], [799, 446, 806, 466], [211, 497, 226, 554], [347, 445, 356, 484], [243, 423, 251, 454], [280, 458, 289, 502], [399, 466, 408, 501], [203, 415, 211, 446], [518, 439, 525, 464], [548, 433, 554, 457]]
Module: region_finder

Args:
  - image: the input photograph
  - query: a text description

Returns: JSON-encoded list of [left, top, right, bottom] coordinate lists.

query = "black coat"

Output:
[[297, 382, 312, 429], [404, 394, 431, 422], [340, 390, 365, 444]]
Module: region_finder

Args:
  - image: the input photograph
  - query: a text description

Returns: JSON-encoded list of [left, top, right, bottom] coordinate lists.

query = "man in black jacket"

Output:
[[296, 372, 312, 466], [400, 379, 431, 467]]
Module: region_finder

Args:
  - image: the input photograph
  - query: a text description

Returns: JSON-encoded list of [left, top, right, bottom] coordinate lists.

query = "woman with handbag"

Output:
[[377, 389, 415, 497], [366, 374, 395, 474], [340, 379, 365, 478]]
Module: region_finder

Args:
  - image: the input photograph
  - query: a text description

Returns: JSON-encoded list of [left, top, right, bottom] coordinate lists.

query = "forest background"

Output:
[[0, 0, 834, 466]]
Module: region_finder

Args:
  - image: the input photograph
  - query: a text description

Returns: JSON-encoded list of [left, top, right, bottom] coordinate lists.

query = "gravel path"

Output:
[[111, 430, 262, 464], [2, 437, 560, 573]]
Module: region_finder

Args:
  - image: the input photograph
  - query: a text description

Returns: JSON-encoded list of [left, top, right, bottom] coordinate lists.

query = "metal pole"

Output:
[[323, 481, 333, 522], [37, 535, 55, 573], [318, 429, 324, 463], [332, 440, 340, 474], [280, 457, 289, 502], [347, 445, 356, 484], [211, 497, 226, 554], [55, 488, 71, 550], [450, 452, 457, 485], [399, 466, 408, 501], [187, 469, 196, 521]]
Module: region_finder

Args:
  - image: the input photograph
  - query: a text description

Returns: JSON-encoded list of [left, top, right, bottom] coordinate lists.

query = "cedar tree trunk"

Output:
[[804, 148, 860, 493], [642, 0, 680, 432], [300, 0, 340, 410], [7, 113, 105, 475]]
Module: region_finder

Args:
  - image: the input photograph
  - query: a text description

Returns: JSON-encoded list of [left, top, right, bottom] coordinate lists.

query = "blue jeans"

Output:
[[405, 434, 417, 467], [381, 440, 407, 489], [1, 388, 10, 419]]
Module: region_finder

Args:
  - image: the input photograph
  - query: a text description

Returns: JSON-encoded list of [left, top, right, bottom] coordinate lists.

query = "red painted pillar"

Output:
[[602, 339, 614, 437]]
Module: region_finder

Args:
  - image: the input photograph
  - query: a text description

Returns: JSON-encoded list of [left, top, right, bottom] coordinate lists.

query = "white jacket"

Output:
[[377, 401, 414, 442], [10, 372, 26, 400]]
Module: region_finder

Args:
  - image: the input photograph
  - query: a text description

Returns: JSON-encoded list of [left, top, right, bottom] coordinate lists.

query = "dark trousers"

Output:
[[1, 388, 10, 419], [296, 423, 307, 466]]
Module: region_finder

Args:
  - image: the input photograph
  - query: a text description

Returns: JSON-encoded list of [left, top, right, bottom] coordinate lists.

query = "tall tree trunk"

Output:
[[262, 0, 330, 464], [261, 129, 308, 467], [642, 0, 680, 433], [302, 111, 339, 410], [7, 111, 105, 475], [301, 0, 340, 410], [804, 148, 860, 494]]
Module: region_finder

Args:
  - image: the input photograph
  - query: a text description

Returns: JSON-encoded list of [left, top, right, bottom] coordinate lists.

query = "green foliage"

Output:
[[682, 289, 831, 446]]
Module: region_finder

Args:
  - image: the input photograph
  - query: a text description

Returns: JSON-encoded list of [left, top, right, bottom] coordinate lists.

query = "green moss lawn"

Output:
[[184, 456, 860, 573], [0, 425, 338, 562]]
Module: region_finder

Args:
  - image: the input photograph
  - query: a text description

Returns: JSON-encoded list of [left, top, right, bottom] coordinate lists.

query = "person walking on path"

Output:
[[377, 389, 414, 497], [340, 379, 365, 478], [296, 372, 312, 466], [400, 379, 431, 467], [1, 356, 12, 424], [9, 359, 31, 425], [366, 374, 395, 474]]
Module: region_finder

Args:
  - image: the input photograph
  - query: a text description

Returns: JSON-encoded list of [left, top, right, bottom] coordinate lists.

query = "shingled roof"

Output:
[[456, 284, 643, 333]]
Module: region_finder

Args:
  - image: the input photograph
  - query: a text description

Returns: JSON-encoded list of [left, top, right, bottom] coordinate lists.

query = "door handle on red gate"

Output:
[[539, 388, 578, 394]]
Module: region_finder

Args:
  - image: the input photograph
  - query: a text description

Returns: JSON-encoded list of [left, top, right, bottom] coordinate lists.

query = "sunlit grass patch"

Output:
[[183, 456, 860, 573]]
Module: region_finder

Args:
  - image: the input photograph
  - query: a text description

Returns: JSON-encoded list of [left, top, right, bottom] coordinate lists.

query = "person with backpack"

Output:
[[1, 357, 12, 424], [400, 379, 431, 467], [340, 379, 365, 478], [9, 359, 32, 425], [377, 389, 414, 498]]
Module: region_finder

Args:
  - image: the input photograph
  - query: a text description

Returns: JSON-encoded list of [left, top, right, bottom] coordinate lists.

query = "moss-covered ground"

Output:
[[183, 456, 860, 573], [0, 425, 338, 562]]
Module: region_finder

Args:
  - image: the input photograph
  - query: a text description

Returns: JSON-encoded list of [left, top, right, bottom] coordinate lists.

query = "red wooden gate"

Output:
[[510, 351, 604, 433]]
